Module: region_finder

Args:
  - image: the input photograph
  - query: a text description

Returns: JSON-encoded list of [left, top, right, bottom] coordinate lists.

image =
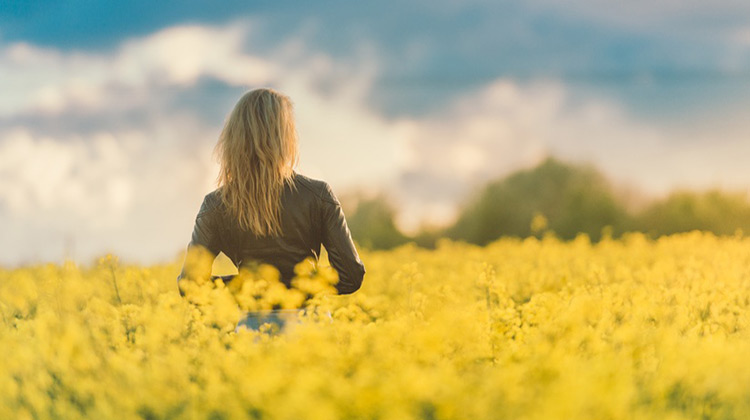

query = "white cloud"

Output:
[[0, 21, 402, 264], [0, 22, 275, 117], [114, 24, 275, 87], [0, 128, 131, 219], [0, 119, 218, 264]]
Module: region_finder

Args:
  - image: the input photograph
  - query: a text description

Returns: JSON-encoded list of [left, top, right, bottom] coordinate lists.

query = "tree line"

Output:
[[346, 158, 750, 249]]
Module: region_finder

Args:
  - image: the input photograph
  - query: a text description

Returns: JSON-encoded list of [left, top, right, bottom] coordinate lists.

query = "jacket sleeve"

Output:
[[177, 196, 221, 295], [320, 183, 365, 294], [188, 200, 222, 256]]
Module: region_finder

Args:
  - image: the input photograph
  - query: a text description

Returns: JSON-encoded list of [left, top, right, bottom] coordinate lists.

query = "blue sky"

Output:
[[1, 1, 750, 264], [5, 0, 749, 118]]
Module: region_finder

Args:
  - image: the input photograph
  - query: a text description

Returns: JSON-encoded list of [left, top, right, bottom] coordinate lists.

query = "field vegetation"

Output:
[[3, 233, 750, 419]]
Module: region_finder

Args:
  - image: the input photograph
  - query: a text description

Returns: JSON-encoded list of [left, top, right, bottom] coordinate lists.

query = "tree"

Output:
[[636, 190, 750, 237], [447, 158, 629, 244], [347, 195, 410, 250]]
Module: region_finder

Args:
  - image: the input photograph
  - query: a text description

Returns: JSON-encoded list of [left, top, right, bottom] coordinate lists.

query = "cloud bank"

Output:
[[1, 21, 748, 264], [0, 22, 400, 264]]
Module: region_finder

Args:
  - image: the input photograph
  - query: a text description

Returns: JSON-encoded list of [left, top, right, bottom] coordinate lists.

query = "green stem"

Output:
[[110, 266, 122, 305]]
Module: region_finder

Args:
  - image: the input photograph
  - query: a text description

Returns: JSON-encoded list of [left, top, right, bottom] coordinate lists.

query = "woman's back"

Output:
[[178, 88, 364, 297], [186, 172, 365, 294]]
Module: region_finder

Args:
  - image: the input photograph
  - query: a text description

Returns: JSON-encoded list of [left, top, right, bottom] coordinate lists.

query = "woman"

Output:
[[178, 88, 365, 303]]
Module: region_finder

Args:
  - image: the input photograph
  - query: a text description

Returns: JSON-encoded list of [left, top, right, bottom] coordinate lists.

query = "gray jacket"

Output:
[[179, 172, 365, 294]]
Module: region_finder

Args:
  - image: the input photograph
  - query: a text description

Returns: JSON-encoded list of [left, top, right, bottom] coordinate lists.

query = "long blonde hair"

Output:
[[215, 88, 299, 236]]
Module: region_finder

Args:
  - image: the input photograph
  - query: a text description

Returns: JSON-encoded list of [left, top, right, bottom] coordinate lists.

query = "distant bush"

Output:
[[636, 190, 750, 237], [346, 195, 410, 250], [446, 158, 629, 244], [345, 158, 750, 249]]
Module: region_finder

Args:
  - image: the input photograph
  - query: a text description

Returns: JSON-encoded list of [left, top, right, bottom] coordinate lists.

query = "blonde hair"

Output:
[[215, 88, 299, 236]]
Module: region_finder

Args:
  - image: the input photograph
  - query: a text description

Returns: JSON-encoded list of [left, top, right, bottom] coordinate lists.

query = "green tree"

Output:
[[347, 195, 410, 250], [636, 190, 750, 236], [447, 158, 629, 244]]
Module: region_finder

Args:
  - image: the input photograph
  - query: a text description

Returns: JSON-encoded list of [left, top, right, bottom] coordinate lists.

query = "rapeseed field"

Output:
[[3, 232, 750, 420]]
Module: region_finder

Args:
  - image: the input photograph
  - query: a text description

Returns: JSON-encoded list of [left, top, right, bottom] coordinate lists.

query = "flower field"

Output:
[[3, 232, 750, 420]]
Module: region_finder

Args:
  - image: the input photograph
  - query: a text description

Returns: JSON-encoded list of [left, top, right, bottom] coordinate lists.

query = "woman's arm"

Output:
[[177, 196, 221, 295], [320, 183, 366, 294]]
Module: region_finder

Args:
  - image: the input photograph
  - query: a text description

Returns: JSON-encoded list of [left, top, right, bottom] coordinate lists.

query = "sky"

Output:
[[1, 0, 750, 265]]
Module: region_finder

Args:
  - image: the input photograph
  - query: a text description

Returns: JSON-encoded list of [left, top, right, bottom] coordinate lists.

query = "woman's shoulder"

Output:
[[197, 189, 224, 216], [291, 172, 337, 204]]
